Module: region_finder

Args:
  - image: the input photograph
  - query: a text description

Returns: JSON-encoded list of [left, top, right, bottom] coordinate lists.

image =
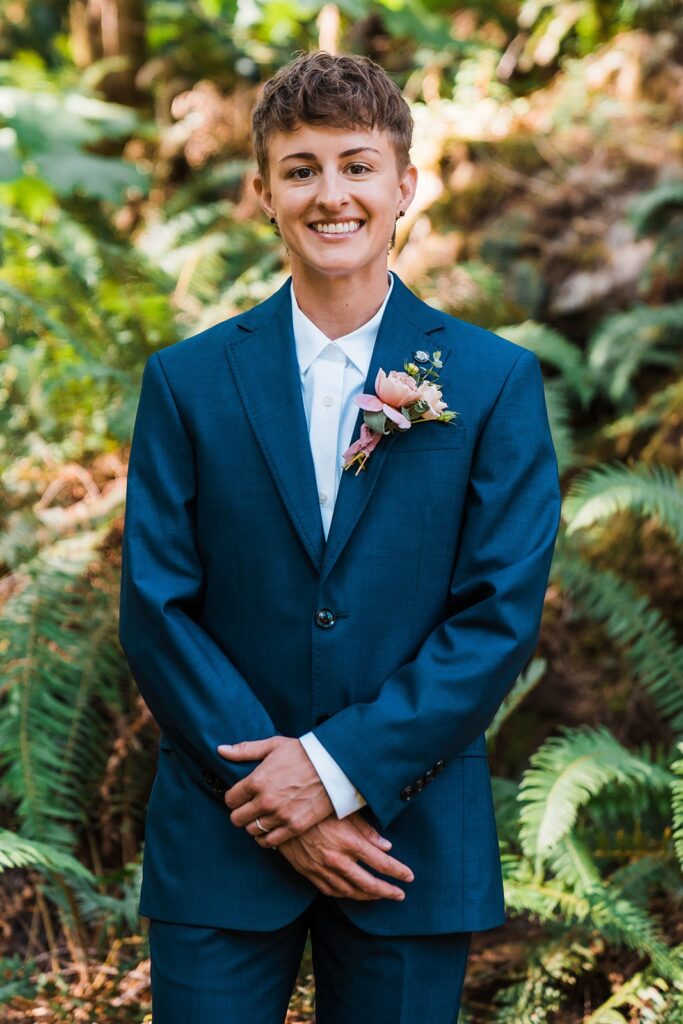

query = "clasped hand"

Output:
[[218, 735, 333, 847], [217, 736, 414, 902]]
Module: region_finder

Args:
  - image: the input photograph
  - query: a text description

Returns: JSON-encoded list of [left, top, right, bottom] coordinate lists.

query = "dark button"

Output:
[[424, 768, 435, 782], [315, 608, 336, 628], [414, 778, 425, 792], [202, 768, 213, 783], [435, 759, 446, 772], [316, 713, 331, 725], [400, 785, 415, 801]]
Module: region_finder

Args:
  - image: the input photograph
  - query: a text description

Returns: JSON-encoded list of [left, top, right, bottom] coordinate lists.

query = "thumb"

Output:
[[217, 738, 278, 760]]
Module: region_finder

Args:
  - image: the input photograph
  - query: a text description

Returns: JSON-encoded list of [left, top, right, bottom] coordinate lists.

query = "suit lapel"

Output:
[[224, 272, 446, 581]]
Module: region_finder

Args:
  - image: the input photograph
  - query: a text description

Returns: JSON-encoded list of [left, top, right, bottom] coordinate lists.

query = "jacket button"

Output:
[[316, 713, 331, 725], [424, 768, 435, 782], [414, 778, 425, 792], [202, 768, 213, 783], [400, 785, 415, 801], [315, 608, 336, 628], [435, 759, 446, 772]]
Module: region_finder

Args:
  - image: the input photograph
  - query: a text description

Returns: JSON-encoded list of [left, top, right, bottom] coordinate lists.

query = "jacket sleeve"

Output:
[[119, 351, 281, 800], [310, 348, 562, 829]]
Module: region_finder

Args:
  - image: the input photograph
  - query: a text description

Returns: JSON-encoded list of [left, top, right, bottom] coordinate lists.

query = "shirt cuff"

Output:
[[299, 731, 367, 819]]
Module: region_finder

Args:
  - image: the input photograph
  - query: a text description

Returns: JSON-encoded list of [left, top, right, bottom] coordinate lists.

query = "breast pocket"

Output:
[[386, 420, 467, 454]]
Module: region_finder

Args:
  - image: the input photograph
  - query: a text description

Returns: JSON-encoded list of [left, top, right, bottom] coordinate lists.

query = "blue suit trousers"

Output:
[[148, 892, 472, 1024]]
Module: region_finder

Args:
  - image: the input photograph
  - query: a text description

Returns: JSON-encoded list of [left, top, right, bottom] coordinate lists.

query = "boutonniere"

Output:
[[342, 350, 459, 475]]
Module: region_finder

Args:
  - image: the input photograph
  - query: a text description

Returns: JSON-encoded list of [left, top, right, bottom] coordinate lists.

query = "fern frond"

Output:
[[542, 377, 577, 473], [488, 657, 548, 742], [517, 724, 672, 863], [0, 531, 131, 850], [627, 182, 683, 237], [563, 461, 683, 545], [551, 534, 683, 732], [587, 301, 683, 407], [669, 742, 683, 870], [0, 827, 94, 881]]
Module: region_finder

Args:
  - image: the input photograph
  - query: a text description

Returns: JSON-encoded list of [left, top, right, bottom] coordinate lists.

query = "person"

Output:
[[119, 49, 561, 1024]]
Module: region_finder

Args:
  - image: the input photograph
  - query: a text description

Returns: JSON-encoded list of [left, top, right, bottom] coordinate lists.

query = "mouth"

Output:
[[307, 219, 365, 237]]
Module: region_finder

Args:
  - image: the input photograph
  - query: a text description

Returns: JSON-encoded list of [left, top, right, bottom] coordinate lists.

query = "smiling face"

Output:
[[253, 122, 417, 285]]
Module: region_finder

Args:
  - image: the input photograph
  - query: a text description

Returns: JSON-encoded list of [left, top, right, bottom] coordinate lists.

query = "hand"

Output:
[[218, 736, 336, 846], [276, 810, 415, 902]]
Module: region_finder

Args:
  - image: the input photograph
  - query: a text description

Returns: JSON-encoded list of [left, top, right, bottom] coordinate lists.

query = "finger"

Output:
[[223, 779, 256, 810], [217, 740, 272, 760], [330, 859, 407, 901], [352, 842, 415, 884], [229, 800, 269, 829], [355, 821, 392, 850], [318, 869, 379, 901]]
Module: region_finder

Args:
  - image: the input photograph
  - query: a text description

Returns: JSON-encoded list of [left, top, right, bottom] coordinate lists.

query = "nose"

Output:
[[314, 168, 348, 210]]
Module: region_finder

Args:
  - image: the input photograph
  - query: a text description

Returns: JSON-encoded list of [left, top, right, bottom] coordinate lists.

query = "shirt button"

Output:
[[319, 492, 328, 504], [322, 395, 335, 406]]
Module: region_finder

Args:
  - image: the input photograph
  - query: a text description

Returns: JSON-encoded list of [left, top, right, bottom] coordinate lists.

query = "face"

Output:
[[253, 122, 417, 281]]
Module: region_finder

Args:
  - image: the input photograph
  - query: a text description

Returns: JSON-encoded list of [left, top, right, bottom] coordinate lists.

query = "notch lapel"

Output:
[[223, 273, 447, 582]]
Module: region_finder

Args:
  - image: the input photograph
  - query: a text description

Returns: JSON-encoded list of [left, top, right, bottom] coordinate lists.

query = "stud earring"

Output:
[[270, 215, 289, 254]]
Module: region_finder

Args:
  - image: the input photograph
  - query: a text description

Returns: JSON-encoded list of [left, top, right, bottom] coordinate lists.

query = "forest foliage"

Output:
[[0, 0, 682, 1021]]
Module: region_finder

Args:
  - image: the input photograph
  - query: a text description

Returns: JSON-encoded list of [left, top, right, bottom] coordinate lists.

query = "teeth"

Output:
[[312, 220, 362, 233]]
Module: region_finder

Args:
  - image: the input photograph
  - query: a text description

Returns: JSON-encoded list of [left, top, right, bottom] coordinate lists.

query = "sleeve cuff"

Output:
[[299, 732, 367, 819]]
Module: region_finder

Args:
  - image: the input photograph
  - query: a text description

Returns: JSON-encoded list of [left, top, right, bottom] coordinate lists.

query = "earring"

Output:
[[270, 216, 289, 254], [387, 211, 405, 253]]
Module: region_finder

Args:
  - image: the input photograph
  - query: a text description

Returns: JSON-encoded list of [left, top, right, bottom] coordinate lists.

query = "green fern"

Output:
[[0, 531, 130, 850], [587, 301, 683, 407], [669, 743, 683, 871], [563, 461, 683, 546], [517, 724, 672, 863], [627, 182, 683, 238], [551, 534, 683, 732], [0, 827, 94, 881]]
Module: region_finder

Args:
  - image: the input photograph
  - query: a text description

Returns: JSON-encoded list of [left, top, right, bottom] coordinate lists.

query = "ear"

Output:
[[253, 174, 275, 220], [398, 162, 418, 211]]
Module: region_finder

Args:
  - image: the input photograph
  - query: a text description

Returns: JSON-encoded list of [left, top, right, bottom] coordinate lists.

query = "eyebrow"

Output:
[[279, 147, 381, 163]]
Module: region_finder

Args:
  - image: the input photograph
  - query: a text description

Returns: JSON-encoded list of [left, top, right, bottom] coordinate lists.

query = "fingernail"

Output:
[[218, 744, 233, 751], [379, 838, 392, 848]]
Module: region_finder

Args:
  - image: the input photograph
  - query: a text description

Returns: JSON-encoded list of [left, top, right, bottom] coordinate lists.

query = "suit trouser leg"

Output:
[[148, 893, 472, 1024], [148, 912, 309, 1024], [310, 895, 472, 1024]]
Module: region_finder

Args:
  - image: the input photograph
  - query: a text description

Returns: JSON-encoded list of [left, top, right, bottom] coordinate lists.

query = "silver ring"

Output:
[[255, 817, 270, 833]]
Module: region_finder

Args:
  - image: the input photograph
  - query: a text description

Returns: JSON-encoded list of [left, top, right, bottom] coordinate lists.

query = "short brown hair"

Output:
[[251, 50, 413, 184]]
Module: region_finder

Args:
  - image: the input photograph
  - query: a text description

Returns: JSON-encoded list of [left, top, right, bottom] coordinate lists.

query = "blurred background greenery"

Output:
[[0, 1, 682, 1021]]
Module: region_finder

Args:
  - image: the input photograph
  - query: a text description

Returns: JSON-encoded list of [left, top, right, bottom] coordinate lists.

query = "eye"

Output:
[[348, 163, 370, 174], [288, 167, 314, 180]]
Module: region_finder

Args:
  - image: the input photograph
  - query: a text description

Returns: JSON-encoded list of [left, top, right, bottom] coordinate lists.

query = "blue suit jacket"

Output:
[[119, 271, 561, 935]]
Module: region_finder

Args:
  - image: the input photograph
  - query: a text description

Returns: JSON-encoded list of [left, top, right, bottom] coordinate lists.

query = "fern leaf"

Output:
[[517, 724, 672, 861], [551, 534, 683, 732], [563, 461, 683, 545]]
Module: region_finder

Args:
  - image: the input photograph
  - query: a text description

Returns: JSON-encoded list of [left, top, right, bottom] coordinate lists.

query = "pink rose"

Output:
[[354, 368, 418, 431], [416, 381, 448, 420], [376, 369, 420, 409]]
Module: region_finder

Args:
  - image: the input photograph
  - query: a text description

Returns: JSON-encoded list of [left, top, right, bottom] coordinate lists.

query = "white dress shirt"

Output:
[[294, 271, 395, 818]]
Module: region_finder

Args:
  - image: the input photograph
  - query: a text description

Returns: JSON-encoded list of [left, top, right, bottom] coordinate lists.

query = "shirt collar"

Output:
[[291, 271, 395, 378]]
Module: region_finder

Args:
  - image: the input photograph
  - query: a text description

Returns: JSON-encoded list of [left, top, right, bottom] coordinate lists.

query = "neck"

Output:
[[290, 263, 391, 341]]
